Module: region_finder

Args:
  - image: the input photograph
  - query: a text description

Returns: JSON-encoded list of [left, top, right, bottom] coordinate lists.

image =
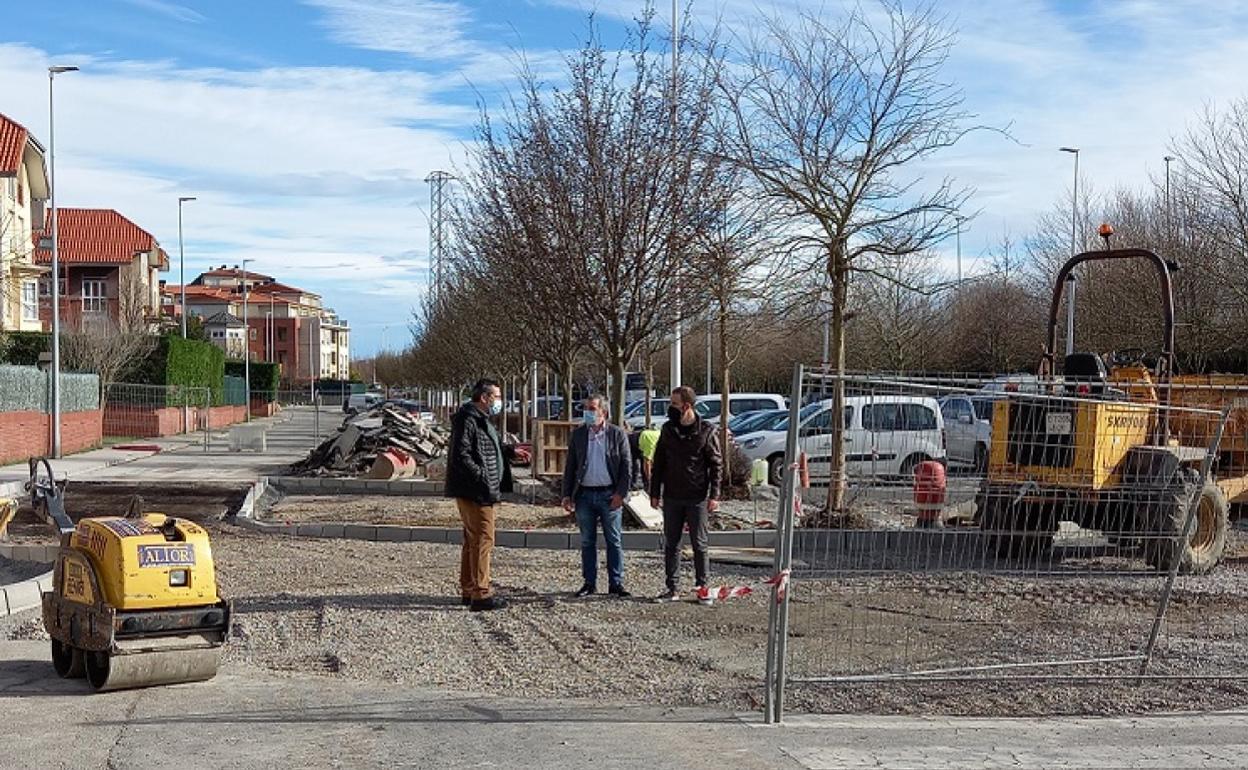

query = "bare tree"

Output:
[[458, 10, 729, 423], [721, 1, 974, 510]]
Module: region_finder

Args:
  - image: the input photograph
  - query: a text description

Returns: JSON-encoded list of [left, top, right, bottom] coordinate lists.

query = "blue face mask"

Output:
[[582, 410, 597, 426], [489, 400, 502, 416]]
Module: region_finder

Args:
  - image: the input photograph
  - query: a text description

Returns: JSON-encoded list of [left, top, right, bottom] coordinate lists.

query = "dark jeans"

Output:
[[575, 488, 624, 588], [661, 498, 709, 591]]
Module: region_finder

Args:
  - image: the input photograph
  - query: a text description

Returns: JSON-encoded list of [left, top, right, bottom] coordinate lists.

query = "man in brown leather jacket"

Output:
[[649, 385, 722, 604]]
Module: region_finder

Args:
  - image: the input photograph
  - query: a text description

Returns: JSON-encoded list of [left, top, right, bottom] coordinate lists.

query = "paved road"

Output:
[[0, 406, 336, 487], [1, 640, 1245, 770]]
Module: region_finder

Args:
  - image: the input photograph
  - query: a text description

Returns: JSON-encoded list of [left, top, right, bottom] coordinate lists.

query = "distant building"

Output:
[[0, 112, 49, 332], [201, 311, 246, 358], [161, 266, 351, 382]]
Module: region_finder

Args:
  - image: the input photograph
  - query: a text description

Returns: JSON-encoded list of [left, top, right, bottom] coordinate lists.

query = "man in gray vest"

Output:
[[561, 393, 632, 598]]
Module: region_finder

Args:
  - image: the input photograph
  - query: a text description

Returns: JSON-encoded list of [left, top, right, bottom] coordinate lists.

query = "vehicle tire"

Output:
[[1143, 471, 1228, 575], [975, 486, 1055, 564], [974, 444, 988, 475], [767, 455, 785, 487], [898, 453, 928, 480], [51, 639, 84, 679]]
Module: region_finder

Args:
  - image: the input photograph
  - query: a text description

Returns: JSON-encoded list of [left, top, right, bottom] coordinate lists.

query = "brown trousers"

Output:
[[456, 498, 496, 600]]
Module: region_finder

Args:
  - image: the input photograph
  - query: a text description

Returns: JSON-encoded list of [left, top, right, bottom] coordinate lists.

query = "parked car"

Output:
[[736, 396, 946, 486], [939, 394, 997, 472], [697, 393, 788, 425], [343, 392, 384, 415], [624, 397, 711, 429], [727, 408, 788, 436]]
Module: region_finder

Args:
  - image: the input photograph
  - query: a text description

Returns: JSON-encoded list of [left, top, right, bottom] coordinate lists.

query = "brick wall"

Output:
[[207, 405, 247, 429], [103, 405, 188, 438], [0, 409, 103, 465]]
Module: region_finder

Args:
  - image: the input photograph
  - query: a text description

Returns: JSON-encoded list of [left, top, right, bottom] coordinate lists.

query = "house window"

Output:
[[21, 281, 38, 321], [16, 180, 23, 206], [82, 279, 106, 313], [277, 326, 287, 342], [249, 328, 257, 340], [38, 277, 68, 297]]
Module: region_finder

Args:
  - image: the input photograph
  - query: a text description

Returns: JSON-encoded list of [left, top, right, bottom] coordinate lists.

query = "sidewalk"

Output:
[[1, 639, 1246, 770], [0, 406, 335, 490]]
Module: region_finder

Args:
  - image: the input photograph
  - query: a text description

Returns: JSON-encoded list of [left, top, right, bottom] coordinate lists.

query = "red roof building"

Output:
[[34, 208, 167, 331], [0, 112, 49, 333]]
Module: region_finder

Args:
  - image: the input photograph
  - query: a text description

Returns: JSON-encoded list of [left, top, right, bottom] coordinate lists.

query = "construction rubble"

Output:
[[290, 404, 448, 478]]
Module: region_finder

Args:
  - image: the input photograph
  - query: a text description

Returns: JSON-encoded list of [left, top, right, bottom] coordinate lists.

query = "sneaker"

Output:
[[654, 589, 680, 603], [469, 596, 509, 612], [696, 585, 715, 606], [608, 585, 631, 598], [575, 583, 596, 598]]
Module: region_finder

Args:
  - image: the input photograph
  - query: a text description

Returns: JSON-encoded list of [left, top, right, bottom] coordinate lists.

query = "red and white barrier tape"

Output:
[[694, 568, 790, 604]]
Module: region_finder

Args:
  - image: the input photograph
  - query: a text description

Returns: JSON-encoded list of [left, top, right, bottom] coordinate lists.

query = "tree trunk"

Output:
[[718, 305, 731, 490], [610, 357, 628, 426], [825, 257, 849, 513], [644, 361, 654, 428], [519, 370, 529, 442], [561, 362, 575, 422]]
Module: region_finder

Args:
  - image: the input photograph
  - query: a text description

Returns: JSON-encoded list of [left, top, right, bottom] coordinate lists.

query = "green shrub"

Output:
[[132, 335, 227, 405], [225, 361, 280, 401], [0, 331, 52, 365]]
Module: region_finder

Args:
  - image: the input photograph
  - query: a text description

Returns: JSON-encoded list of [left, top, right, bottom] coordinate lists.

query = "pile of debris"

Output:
[[290, 405, 449, 478]]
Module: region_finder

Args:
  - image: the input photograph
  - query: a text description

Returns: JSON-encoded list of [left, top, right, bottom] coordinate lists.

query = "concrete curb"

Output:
[[0, 541, 55, 618], [267, 476, 442, 496]]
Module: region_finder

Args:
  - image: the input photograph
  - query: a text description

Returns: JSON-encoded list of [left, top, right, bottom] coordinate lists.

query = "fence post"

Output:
[[1138, 406, 1231, 677], [765, 363, 804, 725], [314, 393, 321, 440]]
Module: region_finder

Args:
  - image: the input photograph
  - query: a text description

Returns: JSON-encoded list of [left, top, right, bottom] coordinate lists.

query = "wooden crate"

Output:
[[534, 420, 577, 479]]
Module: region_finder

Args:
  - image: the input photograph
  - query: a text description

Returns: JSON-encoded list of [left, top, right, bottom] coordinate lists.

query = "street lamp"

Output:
[[48, 64, 78, 459], [1163, 155, 1176, 247], [239, 259, 253, 422], [1060, 147, 1080, 356], [177, 196, 196, 337]]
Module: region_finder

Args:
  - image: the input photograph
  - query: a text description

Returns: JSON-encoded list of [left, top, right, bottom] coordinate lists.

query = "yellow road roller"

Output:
[[28, 459, 231, 692]]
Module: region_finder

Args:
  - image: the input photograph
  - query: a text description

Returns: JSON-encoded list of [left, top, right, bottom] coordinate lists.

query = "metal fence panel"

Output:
[[0, 365, 99, 412], [764, 366, 1244, 721]]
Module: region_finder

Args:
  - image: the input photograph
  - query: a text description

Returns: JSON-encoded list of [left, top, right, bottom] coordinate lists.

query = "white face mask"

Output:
[[489, 399, 502, 416]]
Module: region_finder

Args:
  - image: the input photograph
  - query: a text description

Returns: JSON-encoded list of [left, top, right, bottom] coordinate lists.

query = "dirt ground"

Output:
[[7, 485, 1248, 717], [262, 493, 775, 531]]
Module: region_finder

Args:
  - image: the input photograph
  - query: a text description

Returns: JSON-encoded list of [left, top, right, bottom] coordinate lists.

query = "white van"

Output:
[[343, 392, 383, 415], [736, 396, 945, 485]]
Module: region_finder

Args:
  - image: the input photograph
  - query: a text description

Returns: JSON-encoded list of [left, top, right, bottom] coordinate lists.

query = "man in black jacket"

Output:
[[445, 379, 525, 612], [649, 385, 722, 605], [561, 394, 632, 598]]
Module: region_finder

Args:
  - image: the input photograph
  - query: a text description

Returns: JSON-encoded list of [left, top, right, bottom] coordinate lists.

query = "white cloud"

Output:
[[120, 0, 206, 24], [303, 0, 477, 59]]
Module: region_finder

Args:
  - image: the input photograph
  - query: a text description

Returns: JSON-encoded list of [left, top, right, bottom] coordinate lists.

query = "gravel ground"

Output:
[[7, 515, 1248, 717], [263, 494, 776, 531]]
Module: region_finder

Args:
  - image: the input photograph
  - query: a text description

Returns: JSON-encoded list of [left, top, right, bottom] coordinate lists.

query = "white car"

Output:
[[736, 396, 946, 486], [939, 394, 997, 472]]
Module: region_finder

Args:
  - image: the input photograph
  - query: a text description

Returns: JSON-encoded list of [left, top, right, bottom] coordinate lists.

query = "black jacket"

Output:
[[444, 402, 514, 505], [649, 416, 722, 502], [562, 422, 632, 501]]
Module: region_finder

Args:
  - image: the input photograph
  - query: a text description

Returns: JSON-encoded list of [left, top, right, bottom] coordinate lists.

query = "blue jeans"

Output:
[[575, 488, 624, 588]]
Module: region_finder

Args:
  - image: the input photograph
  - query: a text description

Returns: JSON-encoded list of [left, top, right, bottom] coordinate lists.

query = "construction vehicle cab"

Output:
[[976, 247, 1238, 574], [29, 459, 231, 691]]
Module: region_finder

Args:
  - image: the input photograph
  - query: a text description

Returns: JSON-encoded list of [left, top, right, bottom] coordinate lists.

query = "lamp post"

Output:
[[177, 196, 196, 337], [1163, 155, 1176, 247], [668, 0, 682, 391], [48, 64, 78, 459], [240, 259, 253, 422], [1060, 147, 1080, 356]]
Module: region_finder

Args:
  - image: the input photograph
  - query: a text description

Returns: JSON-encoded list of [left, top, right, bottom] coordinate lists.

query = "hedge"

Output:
[[225, 361, 280, 401], [0, 331, 52, 366], [132, 335, 226, 405]]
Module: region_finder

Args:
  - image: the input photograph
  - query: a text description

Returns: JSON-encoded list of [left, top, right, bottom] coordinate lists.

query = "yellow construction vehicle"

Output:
[[976, 246, 1248, 574], [29, 459, 231, 691]]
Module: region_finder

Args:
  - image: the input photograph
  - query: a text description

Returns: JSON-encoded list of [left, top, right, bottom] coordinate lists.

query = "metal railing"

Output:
[[763, 366, 1245, 722]]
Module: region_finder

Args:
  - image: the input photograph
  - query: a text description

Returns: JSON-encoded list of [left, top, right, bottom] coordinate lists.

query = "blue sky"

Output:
[[2, 0, 1248, 356]]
